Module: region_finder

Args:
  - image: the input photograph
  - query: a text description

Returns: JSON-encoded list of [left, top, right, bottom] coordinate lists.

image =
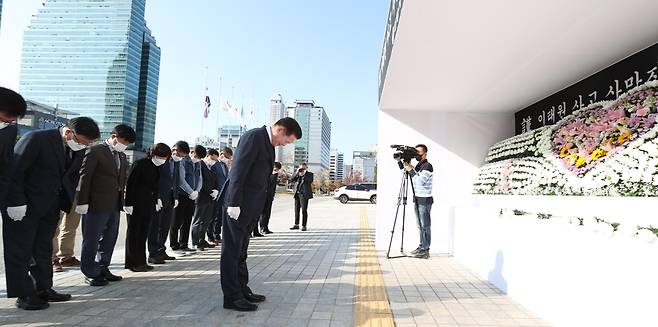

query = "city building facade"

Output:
[[329, 149, 344, 181], [16, 100, 76, 137], [352, 151, 377, 182], [282, 100, 331, 173], [218, 124, 246, 150], [19, 0, 160, 149], [270, 93, 286, 161]]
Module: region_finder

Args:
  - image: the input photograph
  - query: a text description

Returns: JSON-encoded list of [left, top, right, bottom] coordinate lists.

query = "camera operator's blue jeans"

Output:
[[414, 202, 432, 251]]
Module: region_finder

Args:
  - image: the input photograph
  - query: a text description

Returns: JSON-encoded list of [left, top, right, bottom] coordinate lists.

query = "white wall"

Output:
[[454, 203, 658, 327], [375, 109, 513, 253]]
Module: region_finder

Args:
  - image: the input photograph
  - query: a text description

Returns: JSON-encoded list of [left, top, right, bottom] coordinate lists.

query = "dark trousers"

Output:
[[220, 211, 256, 302], [207, 201, 222, 241], [170, 196, 195, 248], [125, 211, 151, 268], [294, 193, 309, 227], [81, 211, 120, 278], [148, 201, 174, 257], [259, 196, 274, 232], [2, 200, 60, 298], [191, 202, 215, 246]]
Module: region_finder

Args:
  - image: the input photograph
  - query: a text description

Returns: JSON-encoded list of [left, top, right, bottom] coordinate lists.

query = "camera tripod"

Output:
[[386, 168, 416, 259]]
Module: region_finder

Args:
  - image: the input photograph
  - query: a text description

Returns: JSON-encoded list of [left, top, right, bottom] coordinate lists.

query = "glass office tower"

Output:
[[20, 0, 159, 148]]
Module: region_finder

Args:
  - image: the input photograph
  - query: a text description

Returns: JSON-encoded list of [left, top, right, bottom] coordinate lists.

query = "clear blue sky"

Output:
[[0, 1, 388, 164]]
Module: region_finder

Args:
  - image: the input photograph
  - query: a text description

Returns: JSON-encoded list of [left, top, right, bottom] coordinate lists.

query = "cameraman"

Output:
[[403, 144, 433, 259]]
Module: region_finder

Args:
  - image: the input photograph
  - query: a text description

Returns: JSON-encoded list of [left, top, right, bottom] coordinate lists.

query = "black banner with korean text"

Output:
[[514, 43, 658, 135]]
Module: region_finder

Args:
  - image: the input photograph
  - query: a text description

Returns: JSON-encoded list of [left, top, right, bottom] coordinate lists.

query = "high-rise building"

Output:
[[329, 149, 344, 181], [218, 125, 246, 150], [270, 93, 286, 162], [135, 28, 161, 150], [283, 100, 331, 173], [0, 0, 4, 30], [353, 151, 377, 182], [19, 0, 160, 149]]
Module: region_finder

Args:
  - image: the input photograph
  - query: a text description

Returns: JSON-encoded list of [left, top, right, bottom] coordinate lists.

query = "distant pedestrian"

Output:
[[290, 163, 314, 231]]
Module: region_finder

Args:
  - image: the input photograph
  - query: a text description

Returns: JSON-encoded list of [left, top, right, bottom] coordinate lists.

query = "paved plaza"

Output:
[[0, 196, 549, 326]]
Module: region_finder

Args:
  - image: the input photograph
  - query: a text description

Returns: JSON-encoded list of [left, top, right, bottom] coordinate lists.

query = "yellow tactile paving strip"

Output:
[[354, 207, 396, 327]]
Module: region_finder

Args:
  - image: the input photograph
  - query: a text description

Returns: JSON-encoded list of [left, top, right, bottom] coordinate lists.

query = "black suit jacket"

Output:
[[291, 171, 314, 199], [223, 126, 274, 227], [59, 148, 84, 213], [76, 142, 129, 213], [5, 129, 67, 217], [267, 172, 278, 200], [0, 124, 18, 207], [198, 161, 218, 205], [125, 158, 159, 215]]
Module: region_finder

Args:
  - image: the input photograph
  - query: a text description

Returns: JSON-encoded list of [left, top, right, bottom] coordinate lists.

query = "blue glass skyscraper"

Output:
[[19, 0, 160, 150]]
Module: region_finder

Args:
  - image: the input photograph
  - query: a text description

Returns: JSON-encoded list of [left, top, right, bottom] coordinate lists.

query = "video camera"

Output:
[[391, 144, 418, 164]]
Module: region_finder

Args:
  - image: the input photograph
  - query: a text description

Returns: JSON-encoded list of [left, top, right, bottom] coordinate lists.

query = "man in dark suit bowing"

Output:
[[290, 163, 314, 231], [221, 117, 302, 311], [3, 116, 100, 310], [0, 87, 27, 208]]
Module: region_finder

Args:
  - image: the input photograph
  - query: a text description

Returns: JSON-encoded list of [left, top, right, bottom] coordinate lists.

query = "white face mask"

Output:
[[113, 142, 128, 153], [152, 158, 166, 166], [171, 154, 183, 162], [67, 139, 87, 152], [206, 159, 217, 167], [191, 157, 201, 164], [0, 122, 11, 130]]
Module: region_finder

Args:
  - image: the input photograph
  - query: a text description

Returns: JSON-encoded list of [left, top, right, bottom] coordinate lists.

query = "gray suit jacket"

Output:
[[76, 143, 128, 213]]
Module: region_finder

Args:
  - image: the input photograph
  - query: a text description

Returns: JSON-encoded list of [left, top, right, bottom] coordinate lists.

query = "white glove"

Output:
[[75, 204, 89, 215], [156, 199, 163, 212], [123, 206, 134, 215], [189, 191, 199, 201], [6, 205, 27, 221], [227, 206, 240, 220], [174, 199, 179, 208], [210, 190, 219, 200]]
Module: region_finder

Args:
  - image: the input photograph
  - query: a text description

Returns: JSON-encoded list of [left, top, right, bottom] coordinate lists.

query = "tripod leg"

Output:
[[400, 174, 407, 254], [386, 172, 408, 258]]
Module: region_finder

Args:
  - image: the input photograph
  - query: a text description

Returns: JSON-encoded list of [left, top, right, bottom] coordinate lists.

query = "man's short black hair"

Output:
[[112, 124, 136, 143], [149, 143, 172, 159], [274, 162, 282, 169], [207, 148, 219, 157], [274, 117, 302, 139], [221, 147, 233, 156], [416, 144, 428, 153], [174, 141, 190, 154], [68, 117, 100, 140], [193, 145, 207, 158], [0, 87, 27, 118]]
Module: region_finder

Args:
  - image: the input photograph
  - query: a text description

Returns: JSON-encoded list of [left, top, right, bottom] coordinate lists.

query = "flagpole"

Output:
[[216, 76, 222, 142], [201, 66, 208, 139]]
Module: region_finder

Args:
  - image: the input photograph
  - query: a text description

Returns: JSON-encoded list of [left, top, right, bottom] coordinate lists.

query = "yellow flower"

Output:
[[575, 155, 586, 167], [559, 145, 572, 158], [590, 148, 608, 161], [618, 132, 631, 144]]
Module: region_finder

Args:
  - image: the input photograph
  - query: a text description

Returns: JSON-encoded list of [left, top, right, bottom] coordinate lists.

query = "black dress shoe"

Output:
[[244, 292, 266, 303], [102, 268, 123, 281], [223, 298, 258, 311], [290, 225, 299, 230], [162, 253, 176, 260], [128, 265, 150, 272], [37, 288, 72, 302], [194, 245, 205, 251], [263, 230, 273, 234], [170, 244, 180, 251], [145, 264, 154, 271], [16, 296, 49, 310], [148, 256, 166, 264], [301, 226, 307, 231], [253, 232, 265, 237], [200, 240, 215, 248], [179, 246, 196, 252], [84, 276, 109, 286]]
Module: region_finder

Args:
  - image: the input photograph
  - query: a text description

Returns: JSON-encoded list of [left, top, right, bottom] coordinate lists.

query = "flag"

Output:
[[203, 95, 211, 118]]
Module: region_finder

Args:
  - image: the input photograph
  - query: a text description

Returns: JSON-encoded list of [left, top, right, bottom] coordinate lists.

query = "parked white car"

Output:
[[334, 183, 377, 204]]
